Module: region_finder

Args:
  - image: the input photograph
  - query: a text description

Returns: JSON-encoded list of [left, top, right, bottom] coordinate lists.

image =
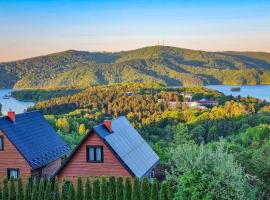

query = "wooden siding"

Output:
[[0, 131, 32, 183], [58, 131, 133, 185]]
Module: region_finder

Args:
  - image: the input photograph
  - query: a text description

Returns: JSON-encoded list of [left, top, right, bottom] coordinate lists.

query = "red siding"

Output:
[[0, 131, 32, 183], [58, 131, 133, 184]]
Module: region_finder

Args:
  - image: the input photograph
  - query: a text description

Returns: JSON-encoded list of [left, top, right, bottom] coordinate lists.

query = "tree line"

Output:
[[0, 176, 171, 200]]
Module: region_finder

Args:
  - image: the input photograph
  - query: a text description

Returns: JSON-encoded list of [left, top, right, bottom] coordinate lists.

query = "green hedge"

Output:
[[1, 177, 169, 200]]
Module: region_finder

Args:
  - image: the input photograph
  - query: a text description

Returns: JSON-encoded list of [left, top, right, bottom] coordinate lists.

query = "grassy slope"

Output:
[[0, 46, 270, 88]]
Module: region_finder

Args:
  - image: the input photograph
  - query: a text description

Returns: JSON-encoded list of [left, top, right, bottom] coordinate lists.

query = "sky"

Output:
[[0, 0, 270, 62]]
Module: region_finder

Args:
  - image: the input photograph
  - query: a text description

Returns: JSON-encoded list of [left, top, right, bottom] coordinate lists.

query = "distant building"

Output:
[[0, 111, 71, 183], [55, 116, 159, 185], [197, 99, 219, 106]]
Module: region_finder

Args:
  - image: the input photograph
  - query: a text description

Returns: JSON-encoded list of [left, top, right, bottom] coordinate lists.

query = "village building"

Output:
[[55, 116, 159, 184], [0, 111, 71, 183]]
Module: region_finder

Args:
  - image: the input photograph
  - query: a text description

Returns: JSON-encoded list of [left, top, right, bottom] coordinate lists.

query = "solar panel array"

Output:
[[93, 116, 159, 180]]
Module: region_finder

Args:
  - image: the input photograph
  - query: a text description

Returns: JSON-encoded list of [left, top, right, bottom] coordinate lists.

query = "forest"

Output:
[[6, 82, 270, 199], [1, 46, 270, 88]]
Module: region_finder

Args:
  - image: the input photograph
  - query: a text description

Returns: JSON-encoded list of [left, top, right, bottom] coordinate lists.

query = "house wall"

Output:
[[0, 131, 32, 183], [58, 131, 133, 185], [42, 158, 62, 178]]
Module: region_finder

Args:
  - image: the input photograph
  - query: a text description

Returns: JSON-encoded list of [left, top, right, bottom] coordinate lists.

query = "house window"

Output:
[[87, 145, 103, 163], [7, 169, 19, 180], [0, 136, 3, 151]]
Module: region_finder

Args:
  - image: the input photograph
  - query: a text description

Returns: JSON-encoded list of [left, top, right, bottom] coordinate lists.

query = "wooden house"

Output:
[[55, 116, 159, 184], [0, 111, 71, 183]]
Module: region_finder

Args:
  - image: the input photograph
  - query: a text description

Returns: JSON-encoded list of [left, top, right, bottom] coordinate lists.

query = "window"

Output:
[[7, 169, 19, 180], [0, 136, 3, 151], [87, 145, 103, 163]]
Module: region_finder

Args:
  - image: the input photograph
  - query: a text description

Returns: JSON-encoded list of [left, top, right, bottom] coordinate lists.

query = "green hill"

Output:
[[1, 46, 270, 88]]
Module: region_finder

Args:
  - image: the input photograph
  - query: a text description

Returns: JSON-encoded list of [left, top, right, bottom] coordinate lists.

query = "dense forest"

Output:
[[1, 46, 270, 88], [11, 82, 270, 199]]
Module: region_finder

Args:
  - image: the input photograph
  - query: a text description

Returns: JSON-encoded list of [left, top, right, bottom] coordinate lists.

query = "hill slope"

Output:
[[1, 46, 270, 88]]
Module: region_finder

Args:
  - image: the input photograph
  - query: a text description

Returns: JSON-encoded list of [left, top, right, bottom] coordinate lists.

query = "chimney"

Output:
[[103, 120, 112, 133], [8, 111, 16, 123]]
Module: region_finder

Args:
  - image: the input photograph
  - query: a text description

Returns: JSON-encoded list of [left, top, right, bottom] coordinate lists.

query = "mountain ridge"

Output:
[[1, 45, 270, 89]]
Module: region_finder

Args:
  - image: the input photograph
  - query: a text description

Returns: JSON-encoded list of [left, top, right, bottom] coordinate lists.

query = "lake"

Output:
[[206, 85, 270, 102], [0, 89, 35, 115]]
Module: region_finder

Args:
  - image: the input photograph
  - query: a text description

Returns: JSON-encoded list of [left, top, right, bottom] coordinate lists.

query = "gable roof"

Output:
[[0, 111, 71, 170], [55, 116, 159, 180]]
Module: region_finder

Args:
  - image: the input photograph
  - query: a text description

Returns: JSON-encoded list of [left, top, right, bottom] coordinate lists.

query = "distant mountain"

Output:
[[1, 46, 270, 89]]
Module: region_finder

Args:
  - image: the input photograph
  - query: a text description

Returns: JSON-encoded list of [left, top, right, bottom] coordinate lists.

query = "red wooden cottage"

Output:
[[55, 116, 159, 184], [0, 111, 71, 183]]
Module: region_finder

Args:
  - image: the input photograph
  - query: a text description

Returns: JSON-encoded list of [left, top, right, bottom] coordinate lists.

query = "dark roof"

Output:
[[55, 116, 159, 180], [0, 111, 71, 170], [93, 116, 160, 180]]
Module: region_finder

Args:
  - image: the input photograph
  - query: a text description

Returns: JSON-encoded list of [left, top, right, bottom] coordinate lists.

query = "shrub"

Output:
[[116, 177, 123, 200], [108, 176, 116, 200], [124, 177, 132, 200], [24, 178, 31, 200], [92, 177, 100, 200], [141, 177, 150, 200], [31, 178, 38, 200], [76, 177, 84, 200], [53, 177, 60, 200], [9, 177, 16, 200], [84, 177, 92, 200], [38, 178, 45, 200], [100, 176, 107, 200], [2, 178, 8, 200], [131, 178, 140, 200], [150, 178, 158, 200]]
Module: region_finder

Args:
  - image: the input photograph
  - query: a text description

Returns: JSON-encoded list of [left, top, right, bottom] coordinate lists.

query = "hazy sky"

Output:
[[0, 0, 270, 62]]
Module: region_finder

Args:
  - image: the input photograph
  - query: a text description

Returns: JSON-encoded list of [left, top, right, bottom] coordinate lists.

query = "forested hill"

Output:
[[1, 46, 270, 88]]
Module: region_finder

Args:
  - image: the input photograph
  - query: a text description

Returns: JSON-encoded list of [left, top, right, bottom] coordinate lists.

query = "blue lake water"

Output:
[[0, 89, 35, 115], [205, 85, 270, 102]]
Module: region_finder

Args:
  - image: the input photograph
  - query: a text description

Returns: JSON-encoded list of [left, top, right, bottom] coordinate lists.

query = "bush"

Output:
[[76, 177, 84, 200], [92, 177, 100, 200], [141, 177, 150, 200], [131, 178, 140, 200], [150, 178, 158, 200], [2, 178, 8, 200], [9, 177, 16, 200], [100, 176, 107, 200], [84, 177, 92, 200], [116, 177, 123, 200], [31, 178, 38, 200], [124, 177, 132, 200], [17, 178, 24, 200]]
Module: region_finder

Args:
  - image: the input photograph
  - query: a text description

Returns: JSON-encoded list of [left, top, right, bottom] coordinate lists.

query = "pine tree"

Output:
[[92, 177, 100, 200], [124, 178, 132, 200], [84, 177, 91, 200], [53, 177, 60, 200], [149, 179, 158, 200], [159, 182, 167, 200], [108, 176, 116, 200], [31, 178, 38, 200], [141, 178, 149, 200], [9, 177, 16, 200], [100, 176, 107, 200], [17, 178, 24, 200], [24, 178, 31, 200], [116, 177, 123, 200], [131, 178, 140, 200], [61, 178, 68, 200], [3, 178, 9, 200], [44, 180, 52, 200], [38, 178, 45, 200], [76, 177, 84, 200], [68, 182, 75, 200]]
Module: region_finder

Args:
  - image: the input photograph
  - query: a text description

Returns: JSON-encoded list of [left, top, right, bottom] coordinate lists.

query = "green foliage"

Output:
[[92, 177, 100, 200], [140, 178, 150, 200], [84, 177, 92, 200], [150, 179, 158, 200], [8, 177, 16, 200], [31, 178, 38, 200], [76, 177, 84, 200], [61, 178, 68, 200], [44, 181, 52, 200], [68, 182, 75, 200], [100, 176, 107, 200], [159, 183, 168, 200], [53, 177, 60, 200], [108, 176, 116, 200], [116, 177, 123, 200], [0, 181, 2, 200], [24, 178, 31, 200], [38, 178, 45, 200], [170, 142, 255, 200], [2, 178, 8, 200], [124, 178, 132, 200], [2, 46, 270, 89], [131, 178, 140, 200]]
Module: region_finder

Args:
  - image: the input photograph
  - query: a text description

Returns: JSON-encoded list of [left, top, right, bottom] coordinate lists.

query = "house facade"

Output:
[[0, 111, 71, 183], [55, 116, 159, 185]]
